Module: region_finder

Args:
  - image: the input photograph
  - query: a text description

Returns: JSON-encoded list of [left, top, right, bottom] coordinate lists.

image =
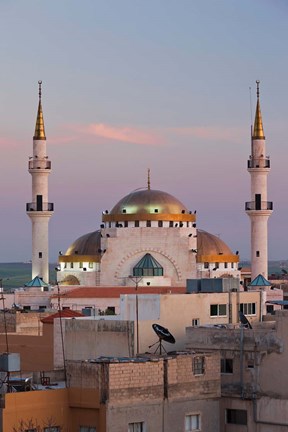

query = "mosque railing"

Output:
[[247, 158, 270, 169], [26, 202, 54, 212], [245, 201, 273, 211], [28, 160, 51, 170]]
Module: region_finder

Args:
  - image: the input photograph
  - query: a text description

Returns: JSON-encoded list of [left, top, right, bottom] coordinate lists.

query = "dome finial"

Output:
[[253, 80, 265, 140], [34, 80, 46, 140], [147, 168, 151, 190]]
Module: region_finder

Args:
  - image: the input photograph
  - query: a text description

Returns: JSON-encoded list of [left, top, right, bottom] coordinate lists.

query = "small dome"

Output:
[[109, 189, 189, 216], [65, 230, 101, 256], [197, 230, 238, 263]]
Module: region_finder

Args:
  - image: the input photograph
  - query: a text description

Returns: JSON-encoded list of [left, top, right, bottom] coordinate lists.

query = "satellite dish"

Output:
[[239, 311, 252, 329], [149, 324, 176, 354]]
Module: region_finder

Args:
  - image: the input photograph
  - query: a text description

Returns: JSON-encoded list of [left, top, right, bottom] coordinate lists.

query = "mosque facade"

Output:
[[56, 186, 240, 287]]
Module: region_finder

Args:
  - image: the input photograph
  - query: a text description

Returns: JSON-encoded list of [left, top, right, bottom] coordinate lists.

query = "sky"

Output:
[[0, 0, 288, 262]]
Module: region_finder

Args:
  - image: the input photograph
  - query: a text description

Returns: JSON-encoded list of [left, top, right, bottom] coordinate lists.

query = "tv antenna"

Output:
[[149, 323, 175, 355]]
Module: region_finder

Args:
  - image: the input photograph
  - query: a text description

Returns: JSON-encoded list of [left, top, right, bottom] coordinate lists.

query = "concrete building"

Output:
[[52, 290, 262, 368], [26, 81, 54, 284], [0, 352, 221, 432], [185, 310, 288, 430]]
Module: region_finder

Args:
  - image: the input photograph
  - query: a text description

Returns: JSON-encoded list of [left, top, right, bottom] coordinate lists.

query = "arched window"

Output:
[[133, 253, 163, 277]]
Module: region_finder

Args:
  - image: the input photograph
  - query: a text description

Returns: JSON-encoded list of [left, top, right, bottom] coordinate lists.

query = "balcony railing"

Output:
[[245, 201, 273, 211], [247, 158, 270, 169], [26, 202, 54, 212], [28, 160, 51, 170]]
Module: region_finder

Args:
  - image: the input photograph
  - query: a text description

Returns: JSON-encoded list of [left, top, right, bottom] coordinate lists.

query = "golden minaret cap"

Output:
[[147, 168, 151, 190], [253, 80, 265, 140], [33, 80, 46, 140]]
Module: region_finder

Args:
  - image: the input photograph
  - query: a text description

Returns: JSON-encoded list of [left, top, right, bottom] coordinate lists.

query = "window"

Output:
[[204, 262, 209, 269], [210, 304, 227, 317], [124, 221, 128, 227], [133, 253, 163, 277], [169, 221, 173, 227], [185, 414, 200, 431], [146, 220, 151, 227], [80, 427, 96, 432], [128, 422, 144, 432], [226, 409, 247, 425], [192, 319, 200, 327], [231, 262, 234, 268], [158, 221, 163, 227], [256, 250, 260, 257], [44, 428, 60, 432], [193, 356, 205, 375], [79, 262, 83, 269], [214, 262, 219, 269], [39, 252, 42, 258], [221, 358, 233, 374], [89, 262, 93, 269], [70, 262, 74, 269], [240, 303, 256, 315], [224, 262, 228, 268]]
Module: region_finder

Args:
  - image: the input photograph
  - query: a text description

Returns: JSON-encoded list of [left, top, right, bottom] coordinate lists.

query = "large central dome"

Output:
[[110, 189, 189, 215]]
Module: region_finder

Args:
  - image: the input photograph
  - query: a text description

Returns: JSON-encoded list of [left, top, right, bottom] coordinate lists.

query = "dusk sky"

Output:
[[0, 0, 288, 262]]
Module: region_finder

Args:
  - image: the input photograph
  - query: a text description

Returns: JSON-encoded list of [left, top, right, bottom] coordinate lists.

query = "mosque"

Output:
[[27, 81, 272, 288]]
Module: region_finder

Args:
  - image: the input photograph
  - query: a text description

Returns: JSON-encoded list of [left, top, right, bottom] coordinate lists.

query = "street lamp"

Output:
[[55, 267, 67, 387], [128, 275, 143, 355]]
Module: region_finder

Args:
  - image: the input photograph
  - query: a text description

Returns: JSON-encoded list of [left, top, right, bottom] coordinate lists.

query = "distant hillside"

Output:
[[0, 263, 57, 291]]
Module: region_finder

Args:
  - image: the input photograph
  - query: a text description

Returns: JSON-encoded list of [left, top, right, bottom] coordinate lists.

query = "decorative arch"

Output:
[[61, 275, 80, 286], [114, 248, 182, 281]]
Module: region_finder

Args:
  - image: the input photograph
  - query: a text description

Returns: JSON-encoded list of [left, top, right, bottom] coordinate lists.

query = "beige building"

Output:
[[0, 352, 221, 432], [185, 310, 288, 430], [53, 290, 262, 368]]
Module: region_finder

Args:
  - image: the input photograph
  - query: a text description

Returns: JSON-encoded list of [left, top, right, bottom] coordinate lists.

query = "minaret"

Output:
[[245, 81, 273, 280], [26, 81, 54, 283]]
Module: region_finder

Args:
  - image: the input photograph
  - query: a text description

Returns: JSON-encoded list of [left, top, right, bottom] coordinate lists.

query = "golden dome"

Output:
[[59, 231, 102, 263], [103, 189, 195, 223], [197, 230, 238, 263]]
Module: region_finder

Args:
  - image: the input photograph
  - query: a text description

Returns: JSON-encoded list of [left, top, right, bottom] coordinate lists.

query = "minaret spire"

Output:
[[245, 81, 273, 281], [33, 80, 46, 140], [253, 80, 265, 140], [26, 81, 54, 283]]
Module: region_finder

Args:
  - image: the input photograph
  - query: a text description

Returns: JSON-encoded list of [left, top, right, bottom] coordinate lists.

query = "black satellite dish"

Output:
[[149, 324, 176, 354], [239, 311, 252, 329]]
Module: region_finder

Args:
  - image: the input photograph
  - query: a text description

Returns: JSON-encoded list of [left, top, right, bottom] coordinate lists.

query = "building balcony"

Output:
[[245, 201, 273, 211], [247, 158, 270, 169], [28, 160, 51, 170], [26, 202, 54, 212]]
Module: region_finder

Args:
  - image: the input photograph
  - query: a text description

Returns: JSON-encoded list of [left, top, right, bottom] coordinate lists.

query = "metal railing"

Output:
[[28, 160, 51, 170], [247, 158, 270, 169], [26, 202, 54, 212], [245, 201, 273, 211]]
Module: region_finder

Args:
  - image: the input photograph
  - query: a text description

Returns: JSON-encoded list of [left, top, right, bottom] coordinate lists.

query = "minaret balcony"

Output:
[[28, 160, 51, 170], [245, 201, 273, 211], [247, 158, 270, 169], [26, 202, 54, 212]]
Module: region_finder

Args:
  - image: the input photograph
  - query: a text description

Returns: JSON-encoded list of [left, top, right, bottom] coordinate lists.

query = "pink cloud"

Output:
[[74, 123, 165, 146]]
